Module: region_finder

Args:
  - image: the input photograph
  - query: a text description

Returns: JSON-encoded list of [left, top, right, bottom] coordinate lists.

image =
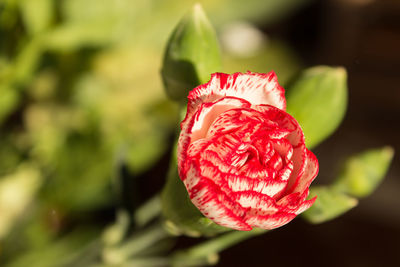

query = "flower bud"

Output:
[[161, 4, 221, 102], [286, 66, 348, 148]]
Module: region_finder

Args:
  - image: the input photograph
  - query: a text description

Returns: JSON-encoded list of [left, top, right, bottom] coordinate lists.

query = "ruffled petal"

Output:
[[178, 97, 251, 177], [187, 71, 286, 112], [185, 162, 251, 230], [293, 196, 317, 215], [227, 176, 287, 198], [253, 105, 308, 194], [245, 212, 297, 230], [191, 97, 252, 142], [292, 150, 319, 194]]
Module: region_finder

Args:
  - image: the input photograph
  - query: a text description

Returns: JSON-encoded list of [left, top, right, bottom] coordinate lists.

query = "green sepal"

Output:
[[302, 186, 358, 224], [286, 66, 348, 148], [161, 4, 222, 102], [333, 146, 394, 198]]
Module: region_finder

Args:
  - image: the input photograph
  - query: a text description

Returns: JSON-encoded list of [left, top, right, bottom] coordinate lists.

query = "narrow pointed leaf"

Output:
[[302, 186, 358, 224], [333, 146, 394, 198]]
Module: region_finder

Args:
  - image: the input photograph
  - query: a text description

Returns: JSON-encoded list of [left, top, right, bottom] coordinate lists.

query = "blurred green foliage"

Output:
[[0, 0, 310, 265], [303, 146, 394, 224], [333, 146, 394, 198]]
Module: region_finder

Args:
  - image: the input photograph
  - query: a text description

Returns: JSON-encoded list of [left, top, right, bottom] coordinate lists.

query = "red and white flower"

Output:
[[177, 71, 319, 231]]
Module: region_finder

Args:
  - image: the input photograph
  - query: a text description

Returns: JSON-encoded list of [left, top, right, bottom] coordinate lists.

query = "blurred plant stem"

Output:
[[97, 193, 268, 267], [171, 228, 268, 267], [102, 221, 170, 265], [105, 257, 170, 267], [100, 218, 267, 267], [134, 195, 162, 228], [59, 239, 103, 267]]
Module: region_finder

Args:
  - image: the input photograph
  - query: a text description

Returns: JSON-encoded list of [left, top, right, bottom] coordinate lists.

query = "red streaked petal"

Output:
[[292, 150, 319, 194], [254, 104, 304, 146], [191, 97, 251, 142], [188, 71, 286, 111], [187, 139, 209, 159], [227, 176, 287, 198], [245, 212, 296, 229], [183, 161, 251, 230], [285, 143, 307, 194], [233, 191, 279, 212], [178, 97, 251, 178], [276, 192, 302, 209], [235, 190, 299, 229], [294, 196, 317, 215], [188, 177, 251, 231], [270, 139, 293, 160], [253, 105, 308, 194], [197, 149, 234, 174], [275, 191, 315, 215]]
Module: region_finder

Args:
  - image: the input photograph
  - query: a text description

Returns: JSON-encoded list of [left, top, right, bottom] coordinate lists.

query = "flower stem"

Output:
[[121, 257, 170, 267], [102, 221, 169, 265], [171, 228, 267, 266], [134, 194, 162, 228]]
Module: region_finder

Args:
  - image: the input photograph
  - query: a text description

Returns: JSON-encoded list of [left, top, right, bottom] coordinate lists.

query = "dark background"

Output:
[[219, 0, 400, 266]]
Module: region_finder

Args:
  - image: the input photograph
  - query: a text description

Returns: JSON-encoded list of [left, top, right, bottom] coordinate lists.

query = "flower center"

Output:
[[191, 107, 293, 182], [234, 138, 286, 180]]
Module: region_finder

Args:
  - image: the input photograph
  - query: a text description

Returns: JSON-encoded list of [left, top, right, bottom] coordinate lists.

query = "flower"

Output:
[[177, 71, 319, 231]]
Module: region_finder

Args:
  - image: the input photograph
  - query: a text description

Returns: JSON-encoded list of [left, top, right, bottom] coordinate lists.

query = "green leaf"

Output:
[[161, 4, 222, 102], [0, 85, 20, 125], [303, 146, 393, 224], [302, 186, 358, 224], [44, 23, 116, 51], [19, 0, 54, 35], [0, 164, 42, 239], [333, 146, 394, 198], [40, 130, 114, 212], [5, 227, 100, 267], [0, 134, 22, 175], [286, 66, 348, 148], [0, 37, 43, 125], [13, 37, 44, 84]]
